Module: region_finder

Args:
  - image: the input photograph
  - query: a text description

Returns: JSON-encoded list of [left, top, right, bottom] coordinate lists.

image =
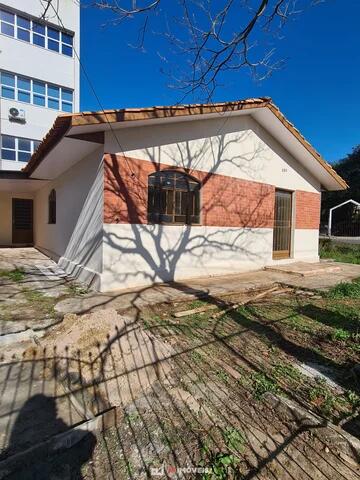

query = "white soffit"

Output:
[[29, 137, 99, 179]]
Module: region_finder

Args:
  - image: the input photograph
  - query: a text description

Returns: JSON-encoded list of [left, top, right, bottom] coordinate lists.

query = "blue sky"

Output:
[[80, 1, 360, 163]]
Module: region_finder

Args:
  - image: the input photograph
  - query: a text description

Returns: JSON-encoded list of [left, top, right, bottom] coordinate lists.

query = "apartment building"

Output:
[[0, 0, 80, 170]]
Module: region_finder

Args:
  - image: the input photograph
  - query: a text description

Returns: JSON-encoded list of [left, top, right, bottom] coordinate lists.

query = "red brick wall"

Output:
[[104, 154, 275, 227], [104, 154, 320, 229], [295, 190, 321, 229]]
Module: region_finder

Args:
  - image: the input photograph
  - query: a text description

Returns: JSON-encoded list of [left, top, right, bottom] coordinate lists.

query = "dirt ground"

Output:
[[1, 284, 360, 478], [0, 249, 360, 479]]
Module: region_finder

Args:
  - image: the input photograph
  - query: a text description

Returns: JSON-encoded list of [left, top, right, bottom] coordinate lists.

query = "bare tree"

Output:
[[89, 0, 324, 100]]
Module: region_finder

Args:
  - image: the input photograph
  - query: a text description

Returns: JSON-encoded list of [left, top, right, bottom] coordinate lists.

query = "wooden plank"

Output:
[[211, 286, 280, 320], [173, 304, 218, 318]]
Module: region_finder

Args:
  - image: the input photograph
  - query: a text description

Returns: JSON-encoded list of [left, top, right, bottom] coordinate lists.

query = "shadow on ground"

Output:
[[1, 286, 359, 479]]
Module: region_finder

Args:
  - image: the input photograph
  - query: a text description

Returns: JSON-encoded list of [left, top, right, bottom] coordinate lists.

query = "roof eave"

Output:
[[23, 98, 348, 191]]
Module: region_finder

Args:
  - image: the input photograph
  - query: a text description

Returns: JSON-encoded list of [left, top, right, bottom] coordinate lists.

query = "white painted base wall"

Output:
[[293, 229, 320, 260], [34, 148, 104, 289], [100, 224, 319, 292]]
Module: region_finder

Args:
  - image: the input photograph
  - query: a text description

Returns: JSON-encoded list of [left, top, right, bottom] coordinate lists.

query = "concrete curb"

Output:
[[0, 407, 117, 479], [0, 328, 46, 347], [266, 393, 360, 458]]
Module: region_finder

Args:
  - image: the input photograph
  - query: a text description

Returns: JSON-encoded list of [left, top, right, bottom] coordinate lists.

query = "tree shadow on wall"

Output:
[[102, 130, 275, 290]]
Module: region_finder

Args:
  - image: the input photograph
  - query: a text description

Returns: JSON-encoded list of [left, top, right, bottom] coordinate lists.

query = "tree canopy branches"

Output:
[[90, 0, 324, 100]]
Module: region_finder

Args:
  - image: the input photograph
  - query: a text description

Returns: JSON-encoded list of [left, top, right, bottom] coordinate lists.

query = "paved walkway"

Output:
[[2, 247, 360, 317], [56, 260, 360, 315]]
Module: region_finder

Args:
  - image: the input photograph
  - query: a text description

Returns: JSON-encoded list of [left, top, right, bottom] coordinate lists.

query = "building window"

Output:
[[48, 189, 56, 224], [0, 71, 74, 112], [0, 135, 40, 163], [0, 7, 74, 57], [61, 32, 73, 57], [0, 9, 14, 37], [148, 170, 201, 225], [32, 21, 45, 47], [17, 15, 31, 42]]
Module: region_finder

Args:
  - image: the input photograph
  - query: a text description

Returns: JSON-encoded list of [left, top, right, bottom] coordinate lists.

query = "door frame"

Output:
[[12, 198, 34, 245], [272, 188, 293, 260]]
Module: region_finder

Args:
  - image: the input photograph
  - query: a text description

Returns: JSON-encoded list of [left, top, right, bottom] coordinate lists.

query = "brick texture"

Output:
[[295, 190, 321, 229], [104, 154, 275, 227], [104, 154, 320, 229]]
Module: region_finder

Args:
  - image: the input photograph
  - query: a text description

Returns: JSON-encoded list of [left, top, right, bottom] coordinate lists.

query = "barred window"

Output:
[[148, 170, 200, 225], [48, 189, 56, 224]]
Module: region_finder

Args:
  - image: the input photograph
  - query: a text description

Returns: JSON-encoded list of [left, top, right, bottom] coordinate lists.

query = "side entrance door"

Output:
[[272, 189, 292, 259], [12, 198, 33, 245]]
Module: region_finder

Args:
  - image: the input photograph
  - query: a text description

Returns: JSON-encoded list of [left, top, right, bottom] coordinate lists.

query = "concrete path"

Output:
[[0, 248, 72, 336], [55, 261, 360, 315], [2, 248, 360, 318]]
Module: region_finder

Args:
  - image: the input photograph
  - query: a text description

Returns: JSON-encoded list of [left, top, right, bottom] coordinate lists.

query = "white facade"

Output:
[[101, 116, 321, 291], [34, 147, 104, 290], [0, 102, 342, 292], [23, 113, 322, 291], [0, 0, 80, 170]]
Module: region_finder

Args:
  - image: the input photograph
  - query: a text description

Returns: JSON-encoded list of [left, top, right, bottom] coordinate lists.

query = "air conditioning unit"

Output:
[[8, 107, 26, 123]]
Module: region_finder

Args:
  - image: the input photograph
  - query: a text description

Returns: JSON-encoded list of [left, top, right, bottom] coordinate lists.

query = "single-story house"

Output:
[[0, 97, 347, 291]]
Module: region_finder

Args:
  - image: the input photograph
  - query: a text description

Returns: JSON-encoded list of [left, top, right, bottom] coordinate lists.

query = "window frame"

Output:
[[147, 170, 201, 226], [0, 7, 74, 58], [0, 70, 74, 112], [48, 189, 56, 224], [1, 135, 39, 163], [16, 15, 31, 43], [0, 9, 15, 37]]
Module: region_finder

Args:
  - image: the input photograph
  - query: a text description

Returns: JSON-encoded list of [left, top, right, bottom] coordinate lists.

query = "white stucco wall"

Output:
[[293, 229, 320, 260], [34, 148, 104, 289], [105, 115, 321, 193], [0, 191, 34, 245], [1, 0, 80, 109], [99, 114, 320, 291], [102, 225, 274, 291], [0, 0, 80, 170]]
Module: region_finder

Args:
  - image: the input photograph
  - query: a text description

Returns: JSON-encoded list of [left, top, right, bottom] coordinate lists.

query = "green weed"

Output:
[[190, 350, 203, 364], [216, 370, 229, 383], [251, 372, 280, 400], [331, 328, 351, 342], [284, 315, 317, 334], [273, 363, 302, 383], [0, 268, 25, 282], [345, 390, 360, 408], [187, 299, 208, 309], [67, 283, 88, 296], [308, 378, 336, 417], [223, 428, 246, 453], [201, 452, 239, 479], [22, 289, 55, 315], [326, 278, 360, 299], [200, 438, 241, 480], [319, 240, 360, 265]]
